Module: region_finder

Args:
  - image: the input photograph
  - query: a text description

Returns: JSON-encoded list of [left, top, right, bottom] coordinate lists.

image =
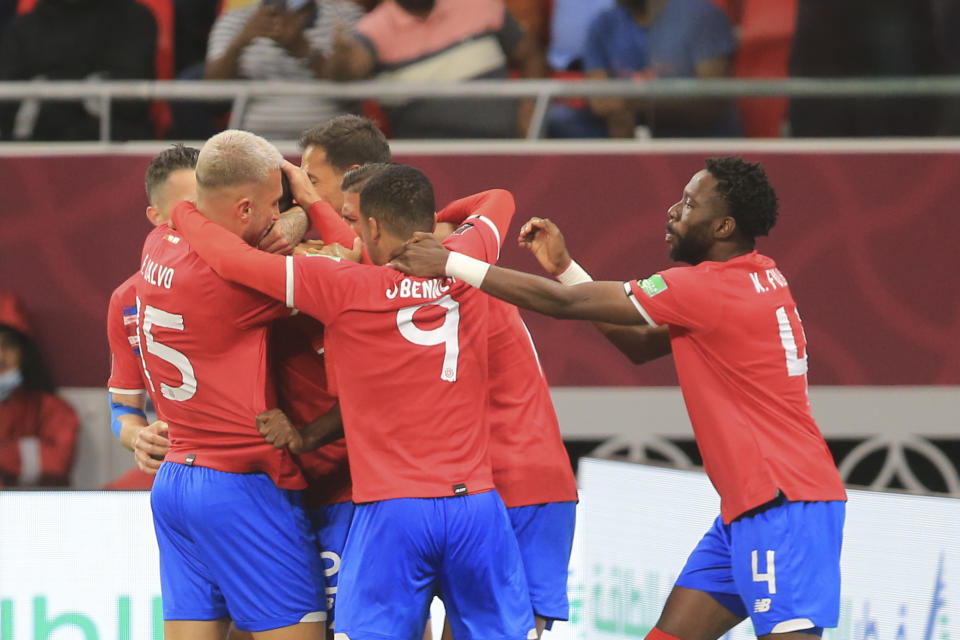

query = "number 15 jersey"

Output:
[[625, 252, 846, 523]]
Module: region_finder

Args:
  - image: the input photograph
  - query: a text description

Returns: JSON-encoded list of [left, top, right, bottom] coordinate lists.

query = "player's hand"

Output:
[[256, 408, 305, 454], [321, 238, 363, 263], [293, 239, 326, 255], [259, 207, 308, 254], [133, 420, 169, 475], [387, 232, 450, 277], [519, 217, 572, 276], [281, 160, 322, 212]]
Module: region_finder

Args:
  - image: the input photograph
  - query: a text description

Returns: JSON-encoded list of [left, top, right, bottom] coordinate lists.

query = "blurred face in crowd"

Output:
[[147, 169, 198, 226], [396, 0, 435, 16], [301, 145, 346, 214], [0, 330, 21, 375]]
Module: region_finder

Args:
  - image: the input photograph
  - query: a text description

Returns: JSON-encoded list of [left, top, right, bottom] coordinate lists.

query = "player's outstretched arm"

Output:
[[436, 189, 516, 240], [390, 233, 646, 325], [171, 202, 287, 302], [520, 217, 671, 365]]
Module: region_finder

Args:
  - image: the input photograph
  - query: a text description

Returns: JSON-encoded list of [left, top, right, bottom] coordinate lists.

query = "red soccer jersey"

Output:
[[271, 312, 351, 506], [486, 298, 578, 507], [135, 224, 305, 489], [171, 192, 515, 502], [626, 251, 847, 523], [436, 196, 577, 507], [106, 274, 147, 395]]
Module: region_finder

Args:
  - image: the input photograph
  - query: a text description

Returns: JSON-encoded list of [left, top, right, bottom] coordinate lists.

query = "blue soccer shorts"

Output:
[[306, 501, 355, 630], [334, 490, 535, 640], [508, 501, 577, 628], [151, 462, 327, 632], [675, 496, 845, 636]]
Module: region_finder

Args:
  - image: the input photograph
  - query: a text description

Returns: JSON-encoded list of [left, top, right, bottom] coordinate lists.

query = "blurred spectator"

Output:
[[330, 0, 549, 138], [204, 0, 364, 140], [0, 293, 79, 488], [549, 0, 741, 138], [546, 0, 613, 71], [504, 0, 547, 46], [174, 0, 220, 76], [933, 0, 960, 134], [0, 0, 157, 141], [789, 0, 941, 137]]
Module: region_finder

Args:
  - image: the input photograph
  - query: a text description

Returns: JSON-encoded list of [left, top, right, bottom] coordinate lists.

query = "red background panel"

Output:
[[0, 151, 956, 387]]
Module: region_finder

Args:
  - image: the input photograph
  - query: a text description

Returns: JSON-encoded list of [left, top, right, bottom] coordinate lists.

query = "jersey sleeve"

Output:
[[306, 200, 360, 248], [105, 286, 145, 393], [172, 201, 289, 303], [438, 189, 515, 264], [624, 266, 721, 331]]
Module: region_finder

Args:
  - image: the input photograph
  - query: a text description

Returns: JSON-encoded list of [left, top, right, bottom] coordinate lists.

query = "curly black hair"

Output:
[[705, 157, 779, 240]]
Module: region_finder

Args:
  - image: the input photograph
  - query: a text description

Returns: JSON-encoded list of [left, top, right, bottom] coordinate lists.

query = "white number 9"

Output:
[[396, 294, 460, 382]]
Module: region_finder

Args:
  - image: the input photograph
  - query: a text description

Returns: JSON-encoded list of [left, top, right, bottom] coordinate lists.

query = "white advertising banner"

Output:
[[1, 463, 957, 640], [573, 458, 958, 640]]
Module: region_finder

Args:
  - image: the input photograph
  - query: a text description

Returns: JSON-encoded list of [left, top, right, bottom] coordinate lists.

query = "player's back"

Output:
[[135, 224, 304, 489], [632, 251, 846, 520], [291, 254, 493, 503], [486, 297, 577, 507]]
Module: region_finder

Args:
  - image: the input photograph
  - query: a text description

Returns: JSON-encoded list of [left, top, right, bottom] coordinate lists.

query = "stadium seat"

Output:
[[16, 0, 174, 138], [733, 0, 798, 137]]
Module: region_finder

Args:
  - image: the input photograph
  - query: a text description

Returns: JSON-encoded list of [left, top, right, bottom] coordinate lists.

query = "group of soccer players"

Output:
[[106, 115, 847, 640]]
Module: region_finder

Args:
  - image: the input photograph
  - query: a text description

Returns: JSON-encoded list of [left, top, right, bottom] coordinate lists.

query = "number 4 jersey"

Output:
[[624, 251, 846, 523], [134, 225, 305, 489]]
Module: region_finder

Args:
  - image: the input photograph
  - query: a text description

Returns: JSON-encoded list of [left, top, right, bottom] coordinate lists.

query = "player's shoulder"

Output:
[[110, 272, 141, 303]]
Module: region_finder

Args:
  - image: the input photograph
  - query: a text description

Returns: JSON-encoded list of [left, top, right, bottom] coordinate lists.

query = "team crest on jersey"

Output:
[[638, 274, 668, 297], [163, 234, 181, 244]]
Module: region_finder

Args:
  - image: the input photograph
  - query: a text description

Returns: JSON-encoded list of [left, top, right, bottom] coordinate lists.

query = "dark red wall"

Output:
[[1, 150, 956, 387]]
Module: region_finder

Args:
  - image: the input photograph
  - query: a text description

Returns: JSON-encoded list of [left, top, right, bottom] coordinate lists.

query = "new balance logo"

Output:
[[754, 598, 772, 613]]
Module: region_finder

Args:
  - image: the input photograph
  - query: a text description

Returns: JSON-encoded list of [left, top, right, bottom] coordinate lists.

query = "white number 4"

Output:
[[776, 305, 807, 377], [751, 549, 777, 594], [396, 294, 460, 382]]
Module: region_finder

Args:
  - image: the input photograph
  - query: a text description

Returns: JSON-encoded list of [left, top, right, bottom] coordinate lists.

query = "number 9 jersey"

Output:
[[285, 211, 507, 503], [624, 251, 847, 523]]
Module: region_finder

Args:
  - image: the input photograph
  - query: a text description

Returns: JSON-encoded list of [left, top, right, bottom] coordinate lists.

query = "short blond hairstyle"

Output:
[[196, 130, 284, 190]]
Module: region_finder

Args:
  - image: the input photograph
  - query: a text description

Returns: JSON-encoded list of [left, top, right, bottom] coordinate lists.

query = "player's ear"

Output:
[[716, 216, 736, 239], [237, 197, 253, 222], [145, 205, 162, 227]]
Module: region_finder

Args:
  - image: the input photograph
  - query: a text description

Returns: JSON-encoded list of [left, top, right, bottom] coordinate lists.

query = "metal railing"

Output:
[[1, 76, 958, 142]]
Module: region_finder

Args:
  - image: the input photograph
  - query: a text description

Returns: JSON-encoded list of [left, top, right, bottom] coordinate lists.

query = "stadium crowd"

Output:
[[1, 0, 959, 141]]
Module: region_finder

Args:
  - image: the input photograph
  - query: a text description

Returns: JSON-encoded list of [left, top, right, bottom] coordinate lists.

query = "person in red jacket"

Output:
[[0, 291, 79, 487]]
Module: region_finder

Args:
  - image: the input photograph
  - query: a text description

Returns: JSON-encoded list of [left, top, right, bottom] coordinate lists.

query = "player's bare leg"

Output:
[[250, 621, 326, 640], [534, 615, 549, 639], [164, 618, 231, 640], [423, 620, 433, 640], [228, 623, 254, 640], [650, 586, 743, 640]]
